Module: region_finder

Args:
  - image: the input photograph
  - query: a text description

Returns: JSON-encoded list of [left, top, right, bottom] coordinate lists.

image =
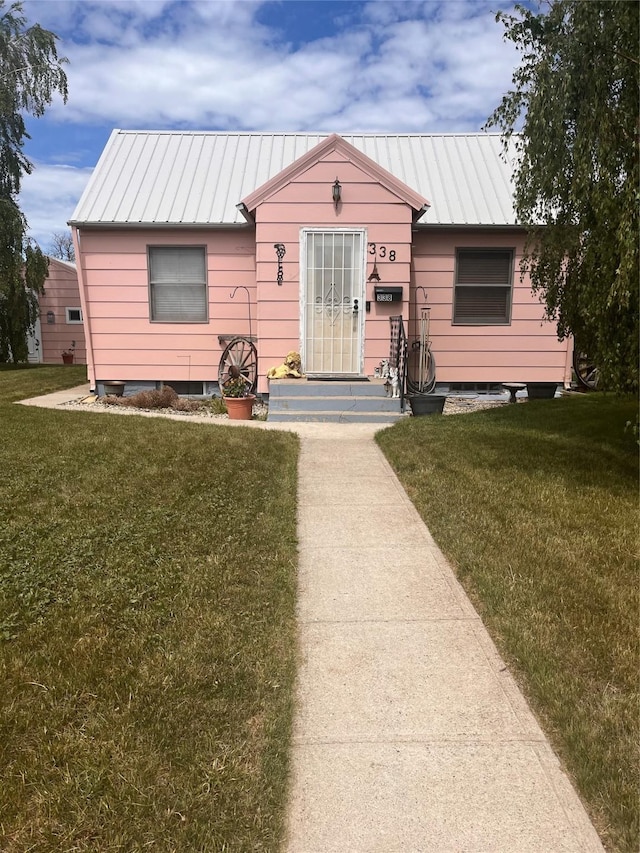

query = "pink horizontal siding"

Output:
[[79, 229, 235, 252], [253, 203, 411, 224], [92, 349, 218, 367], [291, 160, 391, 184], [77, 227, 256, 385], [439, 350, 564, 368], [255, 222, 410, 246], [412, 229, 569, 384], [77, 160, 570, 391], [435, 334, 563, 351], [39, 258, 87, 364], [251, 152, 414, 390], [274, 181, 402, 205]]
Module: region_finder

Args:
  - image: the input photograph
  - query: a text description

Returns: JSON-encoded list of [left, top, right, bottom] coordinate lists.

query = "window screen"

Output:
[[453, 250, 513, 324], [149, 247, 207, 322]]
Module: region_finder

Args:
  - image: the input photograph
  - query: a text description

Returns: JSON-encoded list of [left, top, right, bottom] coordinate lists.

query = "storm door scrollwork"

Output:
[[315, 282, 352, 326]]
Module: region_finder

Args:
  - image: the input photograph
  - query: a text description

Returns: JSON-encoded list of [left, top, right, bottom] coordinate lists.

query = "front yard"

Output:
[[2, 368, 637, 852], [377, 394, 639, 853], [0, 367, 299, 851]]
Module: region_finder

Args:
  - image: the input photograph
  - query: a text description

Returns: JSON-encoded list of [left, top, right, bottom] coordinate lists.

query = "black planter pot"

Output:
[[408, 394, 446, 416], [526, 382, 558, 400]]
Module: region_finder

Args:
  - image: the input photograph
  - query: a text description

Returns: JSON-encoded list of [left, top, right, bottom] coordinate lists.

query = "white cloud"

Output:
[[35, 0, 517, 131], [20, 163, 93, 246], [17, 0, 521, 236]]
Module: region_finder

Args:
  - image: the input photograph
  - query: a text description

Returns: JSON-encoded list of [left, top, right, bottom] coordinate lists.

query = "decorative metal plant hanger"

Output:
[[218, 286, 258, 394]]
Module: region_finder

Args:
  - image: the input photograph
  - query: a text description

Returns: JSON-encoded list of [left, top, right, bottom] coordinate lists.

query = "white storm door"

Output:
[[27, 316, 42, 363], [302, 230, 365, 375]]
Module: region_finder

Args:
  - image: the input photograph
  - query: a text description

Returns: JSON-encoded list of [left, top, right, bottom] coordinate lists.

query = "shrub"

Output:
[[105, 387, 179, 409], [208, 396, 228, 415], [102, 387, 214, 413], [171, 396, 203, 412]]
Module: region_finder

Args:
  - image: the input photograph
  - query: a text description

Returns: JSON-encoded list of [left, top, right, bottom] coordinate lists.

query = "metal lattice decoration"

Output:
[[315, 282, 351, 326], [274, 243, 286, 285], [389, 315, 408, 412]]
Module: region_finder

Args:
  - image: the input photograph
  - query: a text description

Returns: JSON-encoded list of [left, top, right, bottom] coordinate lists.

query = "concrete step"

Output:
[[267, 377, 405, 423], [269, 395, 402, 414], [269, 378, 390, 398], [267, 409, 406, 424]]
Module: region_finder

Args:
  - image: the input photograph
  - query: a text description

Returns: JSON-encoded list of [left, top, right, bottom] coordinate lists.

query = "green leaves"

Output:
[[0, 2, 68, 363], [487, 1, 639, 393], [0, 1, 68, 196]]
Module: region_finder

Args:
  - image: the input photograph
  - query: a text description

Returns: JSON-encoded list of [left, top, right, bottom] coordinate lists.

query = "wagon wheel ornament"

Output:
[[573, 349, 600, 390], [218, 337, 258, 395]]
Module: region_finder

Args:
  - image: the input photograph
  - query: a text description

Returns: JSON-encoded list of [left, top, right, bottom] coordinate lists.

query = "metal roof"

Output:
[[47, 256, 76, 271], [70, 131, 519, 228]]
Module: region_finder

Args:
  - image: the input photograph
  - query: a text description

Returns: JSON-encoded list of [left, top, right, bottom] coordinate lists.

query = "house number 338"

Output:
[[368, 243, 396, 261]]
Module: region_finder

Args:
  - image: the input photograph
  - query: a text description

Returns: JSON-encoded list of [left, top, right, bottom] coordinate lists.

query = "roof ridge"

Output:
[[112, 129, 507, 138]]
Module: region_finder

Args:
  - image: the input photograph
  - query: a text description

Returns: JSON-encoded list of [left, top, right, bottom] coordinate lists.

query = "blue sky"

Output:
[[18, 0, 523, 248]]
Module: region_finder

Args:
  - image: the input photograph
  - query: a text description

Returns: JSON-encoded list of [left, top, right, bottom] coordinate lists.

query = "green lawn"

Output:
[[4, 369, 637, 850], [0, 362, 87, 402], [0, 367, 299, 852], [377, 394, 639, 853]]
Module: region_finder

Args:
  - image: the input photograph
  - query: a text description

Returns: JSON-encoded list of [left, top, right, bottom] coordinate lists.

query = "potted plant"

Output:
[[221, 374, 256, 420], [61, 341, 76, 364]]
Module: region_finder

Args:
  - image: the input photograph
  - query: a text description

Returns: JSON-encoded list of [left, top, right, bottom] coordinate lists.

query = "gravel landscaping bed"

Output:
[[63, 395, 268, 420], [62, 393, 509, 420], [443, 397, 510, 415]]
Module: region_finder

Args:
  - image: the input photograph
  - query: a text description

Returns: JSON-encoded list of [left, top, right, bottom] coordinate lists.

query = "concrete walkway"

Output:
[[18, 387, 604, 851], [285, 427, 604, 852]]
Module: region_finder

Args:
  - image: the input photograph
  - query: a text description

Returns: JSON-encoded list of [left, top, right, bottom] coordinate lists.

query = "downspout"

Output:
[[71, 226, 96, 392]]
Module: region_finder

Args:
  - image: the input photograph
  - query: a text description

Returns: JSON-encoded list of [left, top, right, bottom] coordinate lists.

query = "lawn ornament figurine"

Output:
[[389, 366, 400, 398], [267, 351, 303, 379]]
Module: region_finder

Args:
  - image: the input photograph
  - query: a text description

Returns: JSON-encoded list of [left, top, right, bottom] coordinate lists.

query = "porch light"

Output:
[[332, 178, 342, 207], [46, 310, 55, 324]]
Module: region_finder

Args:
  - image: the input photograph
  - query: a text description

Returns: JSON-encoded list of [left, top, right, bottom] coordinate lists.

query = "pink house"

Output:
[[28, 257, 87, 365], [69, 131, 571, 408]]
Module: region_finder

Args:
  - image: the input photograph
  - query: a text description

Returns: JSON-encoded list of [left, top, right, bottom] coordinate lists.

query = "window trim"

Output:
[[148, 245, 209, 324], [65, 307, 83, 324], [452, 248, 514, 326]]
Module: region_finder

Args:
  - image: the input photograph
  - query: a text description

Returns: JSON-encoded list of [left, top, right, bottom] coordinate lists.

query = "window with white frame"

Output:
[[453, 249, 513, 325], [65, 307, 83, 324], [148, 246, 207, 322]]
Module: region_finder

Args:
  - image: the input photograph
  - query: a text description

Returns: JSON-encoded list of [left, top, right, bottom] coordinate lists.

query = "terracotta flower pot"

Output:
[[224, 395, 256, 420], [62, 353, 74, 365]]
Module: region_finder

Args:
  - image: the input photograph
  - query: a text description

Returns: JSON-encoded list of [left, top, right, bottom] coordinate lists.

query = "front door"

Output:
[[302, 229, 365, 375], [27, 316, 42, 363]]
